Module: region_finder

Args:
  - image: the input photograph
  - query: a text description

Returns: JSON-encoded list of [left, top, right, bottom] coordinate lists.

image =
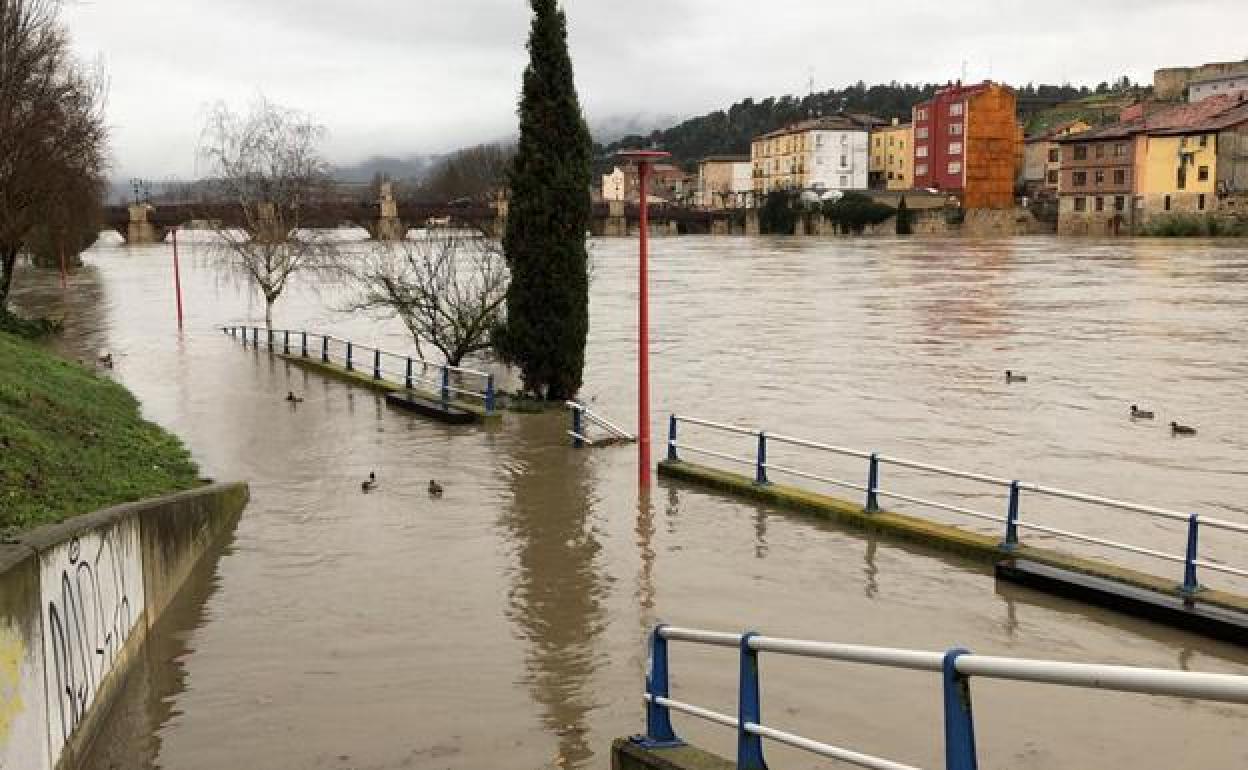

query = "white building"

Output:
[[750, 116, 873, 196], [601, 167, 627, 202], [1188, 73, 1248, 103]]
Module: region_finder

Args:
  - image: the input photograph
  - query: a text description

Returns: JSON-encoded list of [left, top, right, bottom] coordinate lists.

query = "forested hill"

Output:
[[598, 81, 1093, 168]]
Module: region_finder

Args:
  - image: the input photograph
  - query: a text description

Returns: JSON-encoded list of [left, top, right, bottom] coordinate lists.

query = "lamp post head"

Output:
[[615, 149, 671, 166]]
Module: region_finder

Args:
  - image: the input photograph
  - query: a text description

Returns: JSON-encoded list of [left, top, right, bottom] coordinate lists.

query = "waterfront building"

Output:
[[911, 81, 1020, 209], [1188, 72, 1248, 103], [1021, 120, 1090, 198], [750, 115, 873, 196], [601, 164, 693, 205], [696, 155, 753, 208], [1154, 59, 1248, 101], [1056, 93, 1248, 234], [869, 119, 913, 191]]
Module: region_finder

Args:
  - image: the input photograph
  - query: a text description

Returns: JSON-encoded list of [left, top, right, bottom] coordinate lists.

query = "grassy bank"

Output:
[[0, 331, 199, 533]]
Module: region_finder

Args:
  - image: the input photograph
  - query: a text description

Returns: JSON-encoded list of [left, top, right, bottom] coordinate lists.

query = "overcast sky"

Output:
[[64, 0, 1248, 178]]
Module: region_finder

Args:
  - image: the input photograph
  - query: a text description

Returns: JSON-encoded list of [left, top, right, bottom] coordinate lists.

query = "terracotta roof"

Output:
[[700, 155, 751, 163], [1058, 93, 1248, 142]]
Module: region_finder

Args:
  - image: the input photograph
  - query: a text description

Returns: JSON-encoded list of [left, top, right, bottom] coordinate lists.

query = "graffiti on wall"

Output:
[[39, 520, 145, 762]]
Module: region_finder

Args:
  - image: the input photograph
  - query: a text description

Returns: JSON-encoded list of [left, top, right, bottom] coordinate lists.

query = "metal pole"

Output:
[[942, 648, 979, 770], [639, 160, 652, 488], [485, 374, 496, 414], [405, 357, 414, 389], [283, 330, 290, 355], [1182, 514, 1201, 596], [866, 453, 881, 512], [755, 432, 769, 485], [1002, 481, 1021, 550], [441, 366, 450, 403], [172, 227, 184, 330], [667, 415, 679, 461], [373, 349, 382, 380], [643, 625, 680, 746], [346, 341, 353, 371], [301, 331, 308, 358], [737, 632, 767, 770], [572, 406, 584, 449]]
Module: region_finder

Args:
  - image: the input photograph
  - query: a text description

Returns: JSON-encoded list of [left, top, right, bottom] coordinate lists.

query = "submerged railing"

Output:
[[665, 414, 1248, 594], [222, 325, 495, 414], [566, 400, 635, 448], [640, 624, 1248, 770]]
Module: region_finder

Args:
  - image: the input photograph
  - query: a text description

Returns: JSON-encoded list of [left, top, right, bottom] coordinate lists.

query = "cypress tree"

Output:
[[500, 0, 593, 400]]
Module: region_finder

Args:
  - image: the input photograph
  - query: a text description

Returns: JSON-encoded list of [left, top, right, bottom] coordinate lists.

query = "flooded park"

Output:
[[9, 234, 1248, 769]]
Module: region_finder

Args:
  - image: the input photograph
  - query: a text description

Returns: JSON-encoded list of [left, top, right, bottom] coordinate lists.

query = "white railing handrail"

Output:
[[643, 625, 1248, 770], [666, 414, 1248, 593], [566, 401, 635, 441]]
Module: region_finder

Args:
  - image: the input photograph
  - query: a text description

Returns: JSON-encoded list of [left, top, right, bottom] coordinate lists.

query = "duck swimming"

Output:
[[1005, 370, 1027, 383], [1130, 405, 1155, 419], [428, 480, 443, 498], [285, 391, 304, 403], [1170, 422, 1197, 436], [98, 353, 114, 369], [361, 472, 377, 492]]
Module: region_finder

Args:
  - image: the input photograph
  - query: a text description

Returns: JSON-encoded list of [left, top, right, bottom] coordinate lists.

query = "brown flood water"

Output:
[[10, 234, 1248, 769]]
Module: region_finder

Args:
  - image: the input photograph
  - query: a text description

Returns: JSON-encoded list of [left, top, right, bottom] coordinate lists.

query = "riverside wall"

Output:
[[0, 482, 249, 770]]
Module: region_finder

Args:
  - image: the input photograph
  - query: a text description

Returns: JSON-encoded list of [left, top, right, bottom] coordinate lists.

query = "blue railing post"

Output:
[[485, 375, 496, 414], [301, 331, 308, 358], [240, 326, 247, 348], [1182, 514, 1201, 597], [373, 349, 382, 380], [1001, 481, 1021, 551], [321, 335, 329, 363], [641, 625, 681, 747], [667, 415, 679, 461], [252, 326, 259, 347], [737, 632, 767, 770], [755, 432, 769, 485], [405, 357, 414, 389], [267, 327, 274, 350], [942, 648, 978, 770], [865, 453, 880, 513], [283, 330, 290, 355], [441, 366, 450, 403], [572, 406, 584, 449]]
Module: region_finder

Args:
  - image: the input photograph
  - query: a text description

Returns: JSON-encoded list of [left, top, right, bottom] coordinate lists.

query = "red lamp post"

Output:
[[616, 149, 671, 488], [171, 226, 184, 330]]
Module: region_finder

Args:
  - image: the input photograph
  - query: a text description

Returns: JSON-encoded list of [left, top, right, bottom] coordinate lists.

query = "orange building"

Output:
[[912, 81, 1020, 209]]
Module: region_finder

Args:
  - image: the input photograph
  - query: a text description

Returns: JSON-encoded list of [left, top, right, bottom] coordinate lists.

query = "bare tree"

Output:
[[0, 0, 108, 311], [342, 230, 508, 367], [198, 97, 333, 330]]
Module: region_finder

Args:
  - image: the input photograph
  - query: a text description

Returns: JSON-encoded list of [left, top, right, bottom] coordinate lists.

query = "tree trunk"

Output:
[[0, 246, 18, 310]]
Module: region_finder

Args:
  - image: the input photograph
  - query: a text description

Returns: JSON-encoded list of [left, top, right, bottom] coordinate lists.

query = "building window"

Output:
[[1074, 197, 1087, 212], [916, 127, 929, 139], [1164, 195, 1171, 211], [1199, 134, 1208, 148], [916, 163, 928, 176], [948, 161, 962, 174], [916, 146, 929, 158], [1199, 193, 1206, 210], [840, 154, 848, 167], [900, 141, 905, 150], [839, 175, 849, 187], [1177, 166, 1186, 190], [1114, 169, 1127, 185], [1114, 195, 1125, 211], [887, 172, 894, 180], [898, 174, 905, 182], [1094, 170, 1105, 185], [1073, 171, 1087, 187], [1074, 145, 1088, 160], [1095, 144, 1105, 159], [949, 102, 964, 117], [1114, 143, 1127, 157], [949, 123, 963, 136], [1198, 165, 1209, 181], [916, 108, 928, 121], [1095, 196, 1104, 212], [1047, 170, 1058, 185], [1048, 148, 1059, 163], [874, 137, 881, 147], [889, 137, 895, 146], [949, 142, 962, 155], [816, 135, 824, 147]]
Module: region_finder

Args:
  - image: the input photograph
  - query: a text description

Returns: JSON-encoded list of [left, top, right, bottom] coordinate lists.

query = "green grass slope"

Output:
[[0, 331, 199, 532]]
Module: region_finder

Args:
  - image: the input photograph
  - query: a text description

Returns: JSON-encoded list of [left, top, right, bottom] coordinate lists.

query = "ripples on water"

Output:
[[10, 234, 1248, 770]]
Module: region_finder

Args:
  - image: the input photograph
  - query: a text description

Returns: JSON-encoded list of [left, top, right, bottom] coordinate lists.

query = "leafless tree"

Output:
[[197, 97, 334, 330], [341, 230, 508, 367], [0, 0, 108, 310], [411, 142, 514, 203]]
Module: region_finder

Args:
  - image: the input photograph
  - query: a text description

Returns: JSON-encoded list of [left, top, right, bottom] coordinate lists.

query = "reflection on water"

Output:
[[499, 414, 606, 769], [8, 235, 1248, 770]]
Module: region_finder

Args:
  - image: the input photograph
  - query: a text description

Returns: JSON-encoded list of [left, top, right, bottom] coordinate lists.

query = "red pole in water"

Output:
[[617, 149, 671, 488], [172, 227, 184, 330]]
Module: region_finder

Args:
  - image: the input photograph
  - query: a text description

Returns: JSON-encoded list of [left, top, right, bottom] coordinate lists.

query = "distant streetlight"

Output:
[[616, 149, 670, 488]]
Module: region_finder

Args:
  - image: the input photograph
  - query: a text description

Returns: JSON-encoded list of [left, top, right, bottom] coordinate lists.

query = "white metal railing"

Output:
[[664, 414, 1248, 594], [222, 325, 496, 413], [639, 624, 1248, 770], [566, 400, 635, 447]]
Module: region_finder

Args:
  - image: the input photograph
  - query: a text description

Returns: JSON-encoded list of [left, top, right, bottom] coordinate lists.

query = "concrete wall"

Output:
[[0, 483, 249, 770]]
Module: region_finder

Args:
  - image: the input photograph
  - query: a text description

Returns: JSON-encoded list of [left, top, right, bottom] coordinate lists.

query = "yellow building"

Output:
[[750, 115, 874, 196], [1134, 132, 1219, 216], [869, 119, 913, 190]]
